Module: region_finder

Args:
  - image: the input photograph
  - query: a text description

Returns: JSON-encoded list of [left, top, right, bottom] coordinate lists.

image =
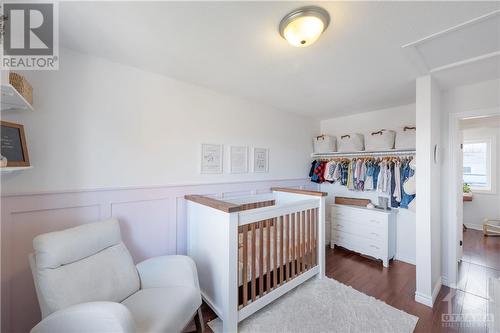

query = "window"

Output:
[[463, 139, 493, 192]]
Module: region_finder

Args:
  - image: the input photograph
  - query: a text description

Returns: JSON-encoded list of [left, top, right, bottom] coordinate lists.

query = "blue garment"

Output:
[[372, 164, 380, 189], [310, 161, 322, 183], [400, 162, 415, 209], [390, 163, 400, 208], [340, 162, 349, 186]]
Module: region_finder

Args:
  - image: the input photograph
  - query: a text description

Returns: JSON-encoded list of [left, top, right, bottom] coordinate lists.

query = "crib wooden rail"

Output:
[[237, 202, 319, 309]]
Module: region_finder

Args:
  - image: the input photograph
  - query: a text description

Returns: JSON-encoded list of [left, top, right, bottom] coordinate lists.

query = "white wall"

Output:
[[440, 78, 500, 286], [461, 126, 500, 229], [414, 75, 443, 307], [0, 48, 318, 194], [320, 104, 416, 264]]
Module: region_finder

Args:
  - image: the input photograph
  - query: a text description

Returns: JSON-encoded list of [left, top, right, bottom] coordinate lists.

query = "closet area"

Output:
[[310, 113, 417, 268]]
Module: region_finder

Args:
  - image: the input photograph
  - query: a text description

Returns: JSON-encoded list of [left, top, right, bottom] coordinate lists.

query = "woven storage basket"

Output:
[[9, 72, 33, 105], [313, 135, 337, 153]]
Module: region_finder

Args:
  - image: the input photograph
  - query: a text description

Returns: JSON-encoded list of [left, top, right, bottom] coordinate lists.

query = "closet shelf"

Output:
[[311, 149, 416, 159], [0, 166, 33, 174], [1, 84, 34, 112]]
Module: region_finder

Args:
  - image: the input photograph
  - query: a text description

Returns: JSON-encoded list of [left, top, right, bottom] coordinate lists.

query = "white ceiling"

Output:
[[59, 1, 500, 119]]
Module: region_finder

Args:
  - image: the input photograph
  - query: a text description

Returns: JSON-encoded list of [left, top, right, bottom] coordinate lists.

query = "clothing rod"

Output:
[[311, 149, 416, 158]]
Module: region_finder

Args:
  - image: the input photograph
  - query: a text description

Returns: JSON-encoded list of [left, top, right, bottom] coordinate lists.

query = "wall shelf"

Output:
[[0, 166, 33, 174], [1, 84, 34, 112], [311, 149, 416, 159]]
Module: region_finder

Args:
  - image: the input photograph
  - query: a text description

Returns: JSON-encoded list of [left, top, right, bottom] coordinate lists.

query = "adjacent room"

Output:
[[457, 115, 500, 306], [1, 1, 499, 333]]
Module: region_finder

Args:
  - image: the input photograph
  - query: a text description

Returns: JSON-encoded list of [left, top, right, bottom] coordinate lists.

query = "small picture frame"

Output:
[[0, 121, 30, 167], [201, 143, 223, 174], [253, 148, 269, 173], [229, 146, 248, 174]]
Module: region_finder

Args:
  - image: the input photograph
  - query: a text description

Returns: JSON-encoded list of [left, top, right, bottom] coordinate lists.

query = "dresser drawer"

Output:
[[332, 230, 383, 259], [332, 206, 388, 227], [332, 218, 385, 242]]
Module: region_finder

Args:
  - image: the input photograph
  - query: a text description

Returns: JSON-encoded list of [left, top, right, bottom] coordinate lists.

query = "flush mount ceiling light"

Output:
[[279, 6, 330, 47]]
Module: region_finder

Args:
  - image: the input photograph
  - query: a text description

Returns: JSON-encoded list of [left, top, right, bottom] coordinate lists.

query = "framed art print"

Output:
[[253, 147, 268, 173], [230, 146, 248, 174], [201, 143, 223, 174]]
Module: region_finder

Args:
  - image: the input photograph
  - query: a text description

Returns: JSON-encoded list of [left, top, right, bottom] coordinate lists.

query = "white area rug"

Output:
[[208, 277, 418, 333]]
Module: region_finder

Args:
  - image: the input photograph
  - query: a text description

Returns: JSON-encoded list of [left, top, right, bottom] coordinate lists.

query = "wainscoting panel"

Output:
[[1, 178, 314, 333], [111, 198, 174, 263]]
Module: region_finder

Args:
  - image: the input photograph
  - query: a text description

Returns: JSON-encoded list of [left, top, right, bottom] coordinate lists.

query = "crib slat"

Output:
[[291, 212, 296, 278], [300, 211, 307, 272], [259, 220, 264, 297], [315, 208, 319, 266], [309, 209, 313, 268], [273, 217, 278, 289], [242, 225, 248, 306], [298, 211, 302, 274], [311, 209, 315, 266], [251, 223, 256, 301], [278, 216, 283, 285], [266, 219, 271, 293], [285, 214, 289, 282], [304, 210, 308, 270]]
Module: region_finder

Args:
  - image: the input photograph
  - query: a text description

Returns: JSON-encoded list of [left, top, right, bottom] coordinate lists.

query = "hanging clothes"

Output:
[[340, 162, 349, 186], [364, 160, 375, 191], [400, 159, 416, 209], [347, 160, 355, 190], [311, 161, 326, 183], [307, 154, 416, 209], [332, 162, 341, 182], [373, 160, 381, 191], [309, 160, 316, 178], [324, 161, 336, 183], [390, 161, 399, 208]]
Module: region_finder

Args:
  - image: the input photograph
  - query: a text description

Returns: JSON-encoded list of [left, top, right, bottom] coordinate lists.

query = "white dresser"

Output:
[[330, 204, 396, 267]]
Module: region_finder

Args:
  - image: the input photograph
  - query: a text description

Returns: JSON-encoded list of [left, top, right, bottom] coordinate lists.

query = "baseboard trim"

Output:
[[415, 292, 433, 307], [441, 276, 457, 289], [464, 223, 483, 231], [395, 254, 416, 265], [432, 277, 442, 305], [415, 277, 442, 308]]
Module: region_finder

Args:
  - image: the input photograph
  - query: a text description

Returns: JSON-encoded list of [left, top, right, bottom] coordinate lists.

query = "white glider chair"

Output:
[[29, 218, 204, 333]]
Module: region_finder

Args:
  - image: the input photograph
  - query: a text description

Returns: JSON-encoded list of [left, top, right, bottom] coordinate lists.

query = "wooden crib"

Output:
[[185, 187, 327, 332]]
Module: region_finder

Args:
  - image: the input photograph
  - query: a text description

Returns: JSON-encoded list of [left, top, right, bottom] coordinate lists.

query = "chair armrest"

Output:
[[136, 255, 200, 289], [30, 302, 135, 333]]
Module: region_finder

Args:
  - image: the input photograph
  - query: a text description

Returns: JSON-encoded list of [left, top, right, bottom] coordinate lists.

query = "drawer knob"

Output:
[[370, 245, 379, 250], [369, 219, 380, 224], [370, 232, 379, 236]]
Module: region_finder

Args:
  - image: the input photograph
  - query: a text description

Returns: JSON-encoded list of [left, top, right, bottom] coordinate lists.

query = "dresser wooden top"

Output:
[[330, 203, 396, 215]]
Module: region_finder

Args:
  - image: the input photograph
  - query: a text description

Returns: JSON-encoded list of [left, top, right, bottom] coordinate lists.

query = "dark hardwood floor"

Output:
[[187, 230, 499, 332], [463, 228, 500, 271]]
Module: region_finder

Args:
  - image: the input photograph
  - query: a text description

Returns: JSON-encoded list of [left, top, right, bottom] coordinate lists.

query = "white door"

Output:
[[457, 132, 464, 261]]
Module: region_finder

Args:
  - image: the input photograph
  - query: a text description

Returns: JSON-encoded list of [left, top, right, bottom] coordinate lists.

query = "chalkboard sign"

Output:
[[0, 121, 30, 167]]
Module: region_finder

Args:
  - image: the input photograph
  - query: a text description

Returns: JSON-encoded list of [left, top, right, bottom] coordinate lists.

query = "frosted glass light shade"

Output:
[[279, 6, 330, 47]]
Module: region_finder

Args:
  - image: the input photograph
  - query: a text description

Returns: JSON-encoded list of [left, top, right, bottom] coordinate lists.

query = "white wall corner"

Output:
[[415, 291, 433, 307], [395, 254, 416, 266], [441, 275, 457, 289], [415, 276, 442, 308], [432, 276, 443, 305]]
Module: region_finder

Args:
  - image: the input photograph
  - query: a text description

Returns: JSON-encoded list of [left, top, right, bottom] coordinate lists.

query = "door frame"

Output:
[[447, 107, 500, 287]]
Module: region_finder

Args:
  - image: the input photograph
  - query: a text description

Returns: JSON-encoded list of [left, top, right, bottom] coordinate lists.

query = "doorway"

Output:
[[448, 109, 500, 289], [458, 115, 500, 303]]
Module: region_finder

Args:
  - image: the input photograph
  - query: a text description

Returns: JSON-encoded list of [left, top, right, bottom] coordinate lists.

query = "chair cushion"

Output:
[[33, 218, 122, 269], [36, 242, 140, 316], [122, 287, 201, 333]]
